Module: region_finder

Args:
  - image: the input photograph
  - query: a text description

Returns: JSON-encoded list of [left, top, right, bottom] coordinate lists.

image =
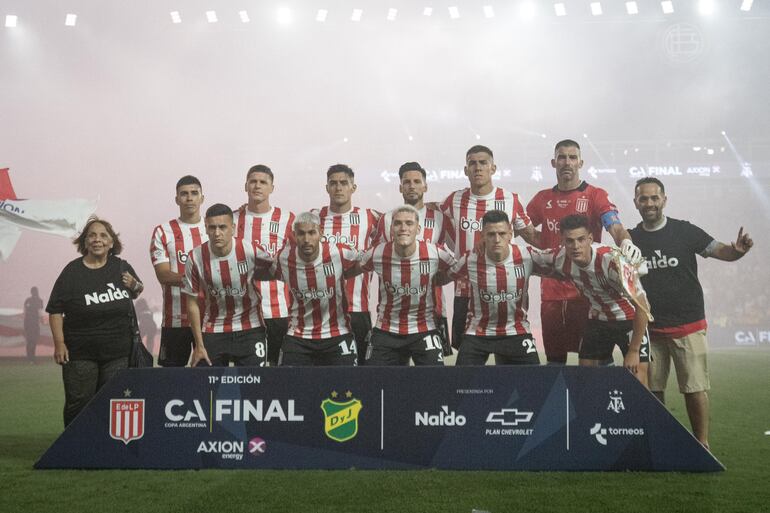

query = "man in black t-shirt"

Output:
[[629, 177, 753, 449]]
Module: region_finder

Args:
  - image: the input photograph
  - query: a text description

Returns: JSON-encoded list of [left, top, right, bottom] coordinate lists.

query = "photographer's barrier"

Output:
[[35, 366, 723, 471]]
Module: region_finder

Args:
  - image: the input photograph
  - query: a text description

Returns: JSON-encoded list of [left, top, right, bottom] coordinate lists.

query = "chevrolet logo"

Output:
[[485, 409, 533, 426]]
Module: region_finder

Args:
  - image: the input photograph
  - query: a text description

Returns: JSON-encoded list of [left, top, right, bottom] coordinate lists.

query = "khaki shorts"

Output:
[[648, 329, 710, 394]]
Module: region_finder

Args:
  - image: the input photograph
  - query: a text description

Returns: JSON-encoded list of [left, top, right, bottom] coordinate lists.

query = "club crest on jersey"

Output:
[[349, 212, 360, 225], [423, 218, 435, 229], [323, 263, 335, 277], [576, 198, 589, 213], [237, 260, 249, 275], [419, 261, 432, 275], [269, 221, 280, 234], [110, 399, 145, 445], [494, 200, 506, 211], [321, 391, 362, 442], [513, 265, 525, 279]]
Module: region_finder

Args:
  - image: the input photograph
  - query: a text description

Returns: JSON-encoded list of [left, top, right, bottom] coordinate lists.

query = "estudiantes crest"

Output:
[[109, 399, 145, 445], [321, 394, 362, 442]]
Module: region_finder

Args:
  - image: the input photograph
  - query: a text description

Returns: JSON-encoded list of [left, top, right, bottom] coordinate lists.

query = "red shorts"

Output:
[[540, 299, 590, 362]]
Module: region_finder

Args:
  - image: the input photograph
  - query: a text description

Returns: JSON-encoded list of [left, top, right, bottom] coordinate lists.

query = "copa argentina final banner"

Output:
[[36, 366, 723, 471]]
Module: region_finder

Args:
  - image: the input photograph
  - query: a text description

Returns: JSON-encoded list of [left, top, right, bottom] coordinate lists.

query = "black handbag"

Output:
[[120, 259, 154, 368], [128, 301, 154, 368]]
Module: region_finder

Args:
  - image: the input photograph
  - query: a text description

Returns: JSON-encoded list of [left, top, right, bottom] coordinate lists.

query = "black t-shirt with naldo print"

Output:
[[47, 255, 140, 361]]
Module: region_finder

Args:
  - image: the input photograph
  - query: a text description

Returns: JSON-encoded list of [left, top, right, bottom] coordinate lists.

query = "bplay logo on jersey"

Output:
[[589, 423, 644, 446], [85, 283, 130, 306], [291, 287, 335, 301], [415, 405, 467, 427], [321, 390, 362, 442], [479, 289, 521, 303], [459, 217, 483, 233], [110, 398, 145, 445], [176, 249, 189, 264], [321, 233, 358, 247], [208, 285, 248, 297], [384, 282, 427, 298]]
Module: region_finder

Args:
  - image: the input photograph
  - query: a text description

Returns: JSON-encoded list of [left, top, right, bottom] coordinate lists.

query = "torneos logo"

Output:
[[590, 423, 645, 446], [459, 217, 483, 233], [479, 289, 521, 303], [646, 250, 679, 270], [385, 282, 427, 297], [291, 287, 335, 300]]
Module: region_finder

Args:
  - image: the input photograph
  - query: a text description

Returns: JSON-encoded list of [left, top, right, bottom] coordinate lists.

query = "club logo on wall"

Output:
[[321, 390, 362, 442], [109, 398, 145, 445]]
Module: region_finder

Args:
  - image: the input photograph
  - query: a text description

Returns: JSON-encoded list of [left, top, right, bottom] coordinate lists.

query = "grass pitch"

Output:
[[1, 349, 768, 513]]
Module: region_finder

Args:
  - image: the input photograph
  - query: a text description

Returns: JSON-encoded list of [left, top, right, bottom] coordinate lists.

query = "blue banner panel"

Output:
[[35, 367, 723, 471]]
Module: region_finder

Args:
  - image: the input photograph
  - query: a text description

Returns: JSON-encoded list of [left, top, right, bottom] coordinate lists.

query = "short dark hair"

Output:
[[247, 164, 274, 182], [466, 145, 494, 159], [635, 177, 665, 194], [398, 162, 426, 180], [560, 214, 590, 232], [482, 210, 510, 226], [74, 216, 123, 256], [176, 175, 201, 191], [554, 139, 581, 154], [327, 164, 354, 179], [205, 203, 233, 219]]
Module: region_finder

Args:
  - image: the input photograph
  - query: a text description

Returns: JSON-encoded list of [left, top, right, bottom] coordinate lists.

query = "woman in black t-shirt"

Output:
[[46, 217, 144, 426]]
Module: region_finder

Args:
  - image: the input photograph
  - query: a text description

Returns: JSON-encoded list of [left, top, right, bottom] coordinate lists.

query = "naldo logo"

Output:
[[84, 283, 130, 306], [415, 406, 466, 427]]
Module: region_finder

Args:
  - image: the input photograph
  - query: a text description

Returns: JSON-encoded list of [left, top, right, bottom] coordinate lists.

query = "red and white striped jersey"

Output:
[[271, 243, 359, 340], [314, 206, 379, 312], [526, 181, 618, 301], [361, 241, 455, 335], [535, 243, 640, 322], [449, 244, 548, 336], [373, 206, 455, 317], [149, 219, 207, 327], [440, 187, 531, 296], [233, 206, 295, 319], [182, 238, 273, 333]]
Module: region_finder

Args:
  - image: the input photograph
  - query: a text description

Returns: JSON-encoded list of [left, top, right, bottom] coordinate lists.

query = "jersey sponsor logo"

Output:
[[479, 289, 521, 303], [545, 200, 553, 209], [384, 282, 427, 297], [590, 423, 644, 446], [557, 199, 570, 208], [164, 399, 304, 426], [0, 199, 24, 214], [321, 233, 358, 247], [208, 285, 248, 297], [459, 217, 483, 233], [291, 287, 335, 300], [545, 218, 560, 233], [512, 265, 525, 279], [84, 283, 130, 306], [645, 250, 679, 269], [423, 218, 435, 229], [237, 260, 249, 275], [415, 405, 467, 427], [260, 242, 279, 256], [321, 390, 362, 442], [269, 221, 280, 234], [576, 198, 589, 213], [110, 399, 145, 445], [176, 249, 189, 265]]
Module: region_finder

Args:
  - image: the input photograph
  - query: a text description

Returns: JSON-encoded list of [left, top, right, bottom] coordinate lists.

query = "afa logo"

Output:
[[321, 390, 362, 442], [110, 397, 145, 445]]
